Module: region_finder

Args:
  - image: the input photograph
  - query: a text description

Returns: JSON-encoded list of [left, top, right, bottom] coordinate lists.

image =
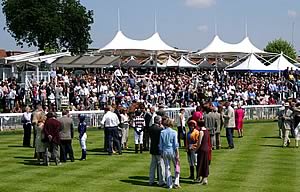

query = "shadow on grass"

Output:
[[8, 145, 26, 148], [260, 144, 283, 148], [18, 160, 41, 166], [262, 136, 280, 139], [14, 156, 34, 159], [120, 179, 152, 187]]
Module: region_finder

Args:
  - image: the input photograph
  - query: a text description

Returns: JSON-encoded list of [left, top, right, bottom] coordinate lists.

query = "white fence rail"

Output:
[[0, 105, 281, 131]]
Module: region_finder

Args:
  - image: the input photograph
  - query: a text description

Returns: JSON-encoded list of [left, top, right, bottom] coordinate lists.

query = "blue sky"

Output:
[[0, 0, 299, 53]]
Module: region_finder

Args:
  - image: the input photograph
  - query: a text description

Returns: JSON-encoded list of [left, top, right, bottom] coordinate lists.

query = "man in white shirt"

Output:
[[101, 106, 122, 155]]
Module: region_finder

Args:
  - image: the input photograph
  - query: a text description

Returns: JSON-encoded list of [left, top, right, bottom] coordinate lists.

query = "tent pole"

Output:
[[155, 51, 158, 73]]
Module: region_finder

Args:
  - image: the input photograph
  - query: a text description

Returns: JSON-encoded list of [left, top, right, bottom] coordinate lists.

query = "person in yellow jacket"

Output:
[[186, 120, 199, 180]]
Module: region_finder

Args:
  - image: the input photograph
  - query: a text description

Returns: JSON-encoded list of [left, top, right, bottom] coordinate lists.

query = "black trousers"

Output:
[[23, 123, 32, 147], [107, 127, 121, 154], [177, 126, 186, 147], [60, 140, 74, 162], [143, 129, 150, 150], [104, 127, 108, 151]]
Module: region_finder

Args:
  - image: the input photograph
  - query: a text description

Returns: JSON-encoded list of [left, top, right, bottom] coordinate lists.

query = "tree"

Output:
[[264, 38, 297, 60], [1, 0, 93, 54]]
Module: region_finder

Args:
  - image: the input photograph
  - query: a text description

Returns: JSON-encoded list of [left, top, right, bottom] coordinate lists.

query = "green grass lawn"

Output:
[[0, 122, 299, 192]]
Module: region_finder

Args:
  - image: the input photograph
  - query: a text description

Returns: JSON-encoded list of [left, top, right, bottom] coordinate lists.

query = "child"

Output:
[[78, 114, 87, 160]]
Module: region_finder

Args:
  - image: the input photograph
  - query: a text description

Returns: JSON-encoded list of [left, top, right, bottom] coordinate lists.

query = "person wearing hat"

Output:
[[186, 120, 199, 180], [277, 102, 285, 139], [282, 103, 293, 147]]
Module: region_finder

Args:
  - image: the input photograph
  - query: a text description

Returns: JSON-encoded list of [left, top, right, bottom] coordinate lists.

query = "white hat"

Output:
[[284, 103, 290, 107]]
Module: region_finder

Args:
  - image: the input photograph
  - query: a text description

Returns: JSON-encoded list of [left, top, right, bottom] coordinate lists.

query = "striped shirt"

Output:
[[133, 115, 145, 131]]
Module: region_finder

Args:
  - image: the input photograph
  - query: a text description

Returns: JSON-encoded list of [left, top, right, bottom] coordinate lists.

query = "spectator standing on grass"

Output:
[[59, 110, 75, 162], [43, 112, 62, 166], [101, 106, 122, 155], [294, 103, 300, 147], [186, 120, 199, 180], [224, 102, 235, 149], [21, 106, 32, 147], [177, 108, 186, 148], [277, 102, 285, 139], [282, 103, 293, 147], [120, 108, 129, 149], [192, 120, 211, 185], [213, 107, 222, 149], [235, 103, 245, 138], [35, 113, 46, 165], [159, 118, 180, 189], [78, 114, 87, 160], [149, 115, 165, 186]]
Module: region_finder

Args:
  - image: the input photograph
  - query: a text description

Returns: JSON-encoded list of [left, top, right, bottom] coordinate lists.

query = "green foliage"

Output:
[[0, 123, 298, 192], [1, 0, 93, 54], [264, 38, 297, 60]]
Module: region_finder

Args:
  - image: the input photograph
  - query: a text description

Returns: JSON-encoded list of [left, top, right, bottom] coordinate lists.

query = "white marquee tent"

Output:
[[197, 35, 267, 55], [162, 55, 177, 67], [267, 53, 300, 71], [197, 35, 233, 55], [227, 53, 270, 72], [177, 56, 198, 68], [98, 30, 176, 52]]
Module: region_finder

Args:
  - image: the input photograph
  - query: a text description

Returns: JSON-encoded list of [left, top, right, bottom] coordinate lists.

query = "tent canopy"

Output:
[[98, 30, 177, 52], [197, 35, 267, 55], [177, 56, 198, 68], [53, 55, 120, 68], [226, 53, 270, 72], [267, 54, 300, 71]]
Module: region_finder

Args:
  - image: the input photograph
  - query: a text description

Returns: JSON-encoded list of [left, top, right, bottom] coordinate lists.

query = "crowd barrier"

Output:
[[0, 105, 281, 131]]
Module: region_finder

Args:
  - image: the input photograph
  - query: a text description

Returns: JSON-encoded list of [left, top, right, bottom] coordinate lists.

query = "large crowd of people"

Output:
[[1, 67, 300, 113], [19, 92, 300, 189]]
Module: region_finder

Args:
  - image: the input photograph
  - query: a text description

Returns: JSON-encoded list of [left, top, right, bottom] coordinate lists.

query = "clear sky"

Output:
[[0, 0, 299, 54]]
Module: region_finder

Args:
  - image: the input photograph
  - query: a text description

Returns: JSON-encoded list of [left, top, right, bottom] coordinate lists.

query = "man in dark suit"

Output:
[[58, 110, 74, 162], [149, 116, 165, 186], [43, 112, 62, 166]]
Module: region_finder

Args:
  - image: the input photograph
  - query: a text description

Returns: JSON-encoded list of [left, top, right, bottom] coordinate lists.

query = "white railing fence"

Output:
[[0, 105, 281, 131]]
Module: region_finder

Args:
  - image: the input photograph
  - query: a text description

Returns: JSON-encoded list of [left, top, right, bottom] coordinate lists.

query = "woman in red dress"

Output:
[[192, 120, 211, 185], [235, 104, 245, 138]]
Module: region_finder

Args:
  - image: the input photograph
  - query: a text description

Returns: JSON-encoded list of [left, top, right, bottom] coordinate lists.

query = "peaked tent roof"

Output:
[[268, 54, 300, 71], [197, 35, 233, 55], [233, 37, 266, 54], [226, 53, 270, 72], [198, 36, 267, 55], [177, 56, 198, 68], [164, 56, 178, 67], [98, 31, 176, 52], [198, 59, 214, 69]]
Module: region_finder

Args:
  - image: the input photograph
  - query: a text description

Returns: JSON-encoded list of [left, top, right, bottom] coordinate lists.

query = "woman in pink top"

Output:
[[235, 104, 245, 138]]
